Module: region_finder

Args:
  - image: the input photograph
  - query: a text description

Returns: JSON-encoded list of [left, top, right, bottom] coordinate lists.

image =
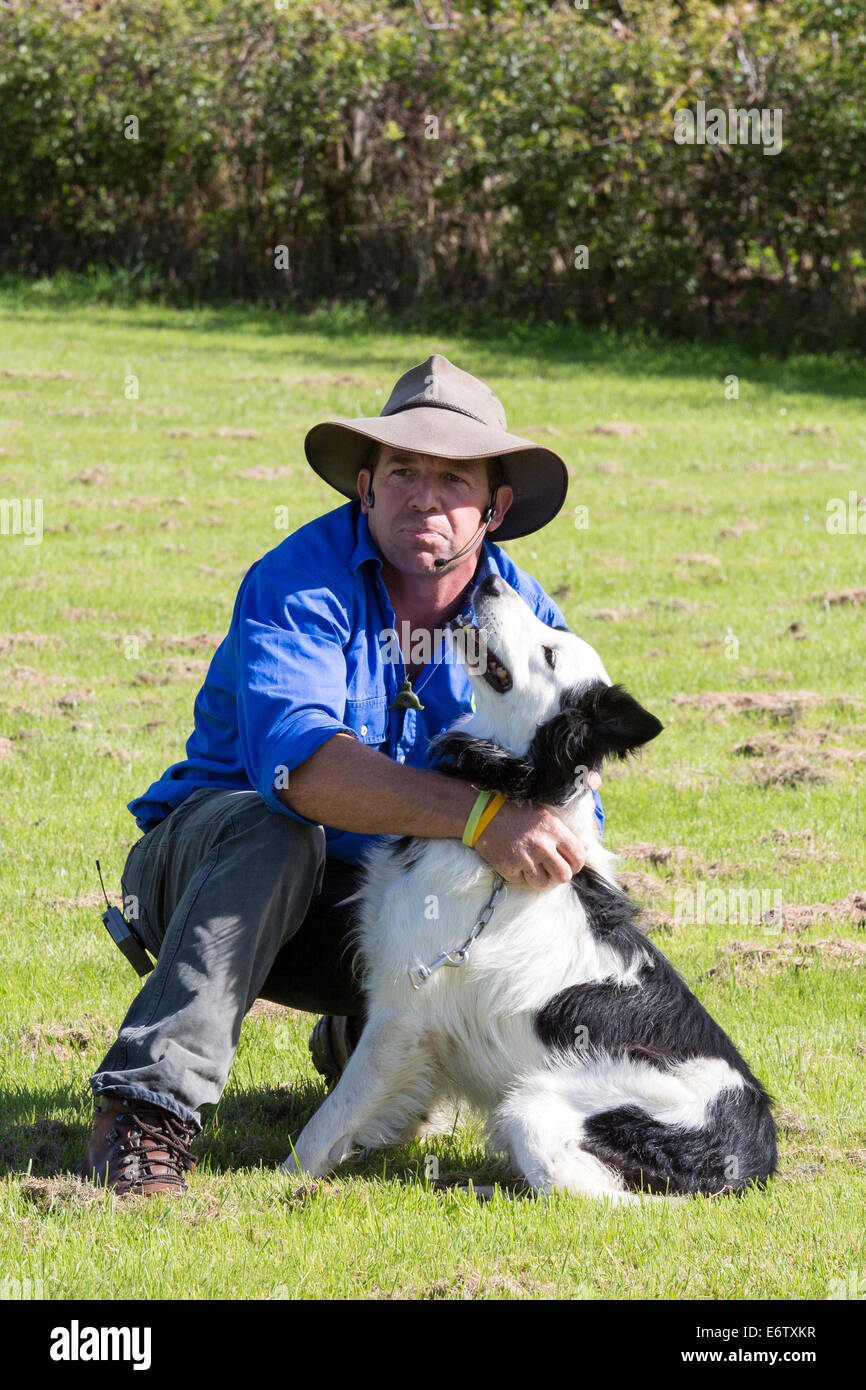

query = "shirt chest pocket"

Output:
[[344, 696, 391, 748]]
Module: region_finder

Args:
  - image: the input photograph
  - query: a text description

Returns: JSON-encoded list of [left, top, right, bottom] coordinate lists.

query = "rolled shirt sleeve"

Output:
[[236, 560, 357, 819]]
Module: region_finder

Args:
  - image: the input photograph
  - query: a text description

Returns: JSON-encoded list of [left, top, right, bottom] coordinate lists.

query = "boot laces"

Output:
[[116, 1106, 197, 1175]]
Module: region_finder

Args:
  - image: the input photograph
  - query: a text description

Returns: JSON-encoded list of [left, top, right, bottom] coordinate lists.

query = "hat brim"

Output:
[[304, 408, 568, 542]]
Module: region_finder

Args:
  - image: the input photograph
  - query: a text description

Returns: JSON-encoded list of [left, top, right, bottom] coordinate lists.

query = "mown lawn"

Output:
[[0, 280, 864, 1300]]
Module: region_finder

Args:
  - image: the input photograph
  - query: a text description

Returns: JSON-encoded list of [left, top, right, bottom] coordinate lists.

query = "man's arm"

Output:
[[282, 732, 591, 889]]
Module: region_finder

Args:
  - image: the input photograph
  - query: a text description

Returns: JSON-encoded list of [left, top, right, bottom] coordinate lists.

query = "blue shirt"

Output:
[[130, 499, 604, 861]]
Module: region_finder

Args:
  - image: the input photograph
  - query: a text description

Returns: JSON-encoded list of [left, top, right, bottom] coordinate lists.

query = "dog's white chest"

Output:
[[355, 840, 637, 1015]]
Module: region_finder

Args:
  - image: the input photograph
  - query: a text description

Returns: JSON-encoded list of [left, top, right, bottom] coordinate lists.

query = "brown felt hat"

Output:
[[304, 354, 569, 542]]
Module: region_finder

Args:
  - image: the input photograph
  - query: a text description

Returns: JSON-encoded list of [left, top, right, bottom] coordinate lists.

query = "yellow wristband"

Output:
[[469, 792, 507, 847], [462, 790, 493, 847]]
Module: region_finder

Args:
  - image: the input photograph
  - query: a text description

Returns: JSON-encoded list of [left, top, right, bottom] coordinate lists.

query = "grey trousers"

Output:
[[89, 788, 367, 1132]]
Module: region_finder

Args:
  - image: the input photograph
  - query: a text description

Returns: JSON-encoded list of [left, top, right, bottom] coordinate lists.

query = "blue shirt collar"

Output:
[[348, 503, 383, 576]]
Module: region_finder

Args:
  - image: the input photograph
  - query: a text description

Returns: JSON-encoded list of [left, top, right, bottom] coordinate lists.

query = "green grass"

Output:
[[0, 281, 864, 1300]]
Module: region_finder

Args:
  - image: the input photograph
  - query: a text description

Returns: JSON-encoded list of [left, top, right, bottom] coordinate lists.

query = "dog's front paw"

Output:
[[280, 1133, 349, 1177]]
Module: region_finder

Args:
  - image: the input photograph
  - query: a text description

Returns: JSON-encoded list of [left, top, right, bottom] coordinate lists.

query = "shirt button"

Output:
[[361, 725, 368, 736]]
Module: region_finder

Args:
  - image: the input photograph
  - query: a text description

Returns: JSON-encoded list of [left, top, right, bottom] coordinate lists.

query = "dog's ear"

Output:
[[530, 682, 663, 794], [431, 731, 537, 800], [577, 682, 664, 758]]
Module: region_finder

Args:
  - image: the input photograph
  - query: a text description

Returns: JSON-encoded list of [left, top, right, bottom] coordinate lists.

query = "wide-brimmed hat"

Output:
[[304, 354, 569, 541]]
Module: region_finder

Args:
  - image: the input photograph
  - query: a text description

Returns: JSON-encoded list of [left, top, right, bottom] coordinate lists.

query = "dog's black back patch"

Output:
[[534, 905, 765, 1088], [538, 877, 779, 1195], [581, 1086, 778, 1196], [570, 864, 645, 964]]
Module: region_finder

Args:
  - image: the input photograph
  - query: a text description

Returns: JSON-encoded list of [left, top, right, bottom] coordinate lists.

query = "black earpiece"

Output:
[[367, 488, 375, 508], [483, 486, 499, 524]]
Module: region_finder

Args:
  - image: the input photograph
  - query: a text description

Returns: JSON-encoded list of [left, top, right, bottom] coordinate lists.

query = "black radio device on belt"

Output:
[[95, 860, 155, 977]]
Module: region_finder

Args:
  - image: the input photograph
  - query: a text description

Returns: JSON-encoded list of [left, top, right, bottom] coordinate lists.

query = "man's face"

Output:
[[357, 448, 512, 576]]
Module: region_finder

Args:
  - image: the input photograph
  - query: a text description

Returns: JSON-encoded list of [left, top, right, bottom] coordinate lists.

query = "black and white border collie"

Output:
[[283, 577, 777, 1200]]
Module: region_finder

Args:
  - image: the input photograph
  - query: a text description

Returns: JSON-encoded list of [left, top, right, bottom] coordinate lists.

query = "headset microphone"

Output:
[[433, 489, 498, 570]]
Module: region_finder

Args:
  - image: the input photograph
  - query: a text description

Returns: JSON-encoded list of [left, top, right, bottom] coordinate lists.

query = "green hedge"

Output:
[[1, 0, 864, 345]]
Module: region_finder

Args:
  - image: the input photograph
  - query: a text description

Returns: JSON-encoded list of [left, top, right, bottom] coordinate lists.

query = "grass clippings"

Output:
[[710, 937, 866, 979], [811, 588, 866, 607]]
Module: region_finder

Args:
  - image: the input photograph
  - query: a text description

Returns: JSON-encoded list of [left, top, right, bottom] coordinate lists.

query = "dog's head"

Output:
[[437, 575, 663, 804]]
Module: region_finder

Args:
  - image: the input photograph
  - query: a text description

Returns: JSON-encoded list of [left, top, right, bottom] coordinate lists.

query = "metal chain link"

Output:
[[408, 872, 506, 990]]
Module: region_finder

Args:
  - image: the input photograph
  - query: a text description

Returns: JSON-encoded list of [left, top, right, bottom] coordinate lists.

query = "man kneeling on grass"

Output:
[[79, 354, 603, 1196]]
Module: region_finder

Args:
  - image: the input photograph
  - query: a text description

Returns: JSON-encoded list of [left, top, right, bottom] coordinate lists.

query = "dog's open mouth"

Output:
[[450, 615, 512, 693]]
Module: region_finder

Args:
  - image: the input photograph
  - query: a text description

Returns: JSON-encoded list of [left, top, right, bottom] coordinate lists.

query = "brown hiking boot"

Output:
[[76, 1092, 197, 1197]]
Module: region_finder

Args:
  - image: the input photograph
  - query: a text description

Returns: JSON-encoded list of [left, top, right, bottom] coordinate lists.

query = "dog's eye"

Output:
[[543, 645, 557, 669]]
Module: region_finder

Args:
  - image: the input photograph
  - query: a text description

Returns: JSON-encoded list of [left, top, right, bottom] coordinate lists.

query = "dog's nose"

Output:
[[480, 575, 504, 597]]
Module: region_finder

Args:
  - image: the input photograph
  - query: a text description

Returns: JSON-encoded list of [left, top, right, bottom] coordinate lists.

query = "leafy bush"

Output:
[[0, 0, 863, 345]]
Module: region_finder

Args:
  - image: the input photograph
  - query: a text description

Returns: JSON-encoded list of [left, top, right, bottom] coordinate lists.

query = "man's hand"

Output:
[[474, 770, 602, 889], [474, 801, 588, 888]]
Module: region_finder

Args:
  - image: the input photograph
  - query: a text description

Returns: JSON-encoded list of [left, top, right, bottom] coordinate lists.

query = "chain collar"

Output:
[[408, 872, 506, 990]]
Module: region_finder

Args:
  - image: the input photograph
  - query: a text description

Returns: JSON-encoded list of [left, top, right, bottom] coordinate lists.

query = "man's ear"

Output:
[[358, 468, 372, 512], [573, 681, 664, 759], [485, 484, 513, 534]]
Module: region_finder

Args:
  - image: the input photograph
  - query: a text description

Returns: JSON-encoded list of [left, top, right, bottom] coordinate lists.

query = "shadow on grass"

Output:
[[0, 1081, 519, 1199], [274, 1135, 524, 1209], [1, 275, 864, 401], [0, 1079, 325, 1180]]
